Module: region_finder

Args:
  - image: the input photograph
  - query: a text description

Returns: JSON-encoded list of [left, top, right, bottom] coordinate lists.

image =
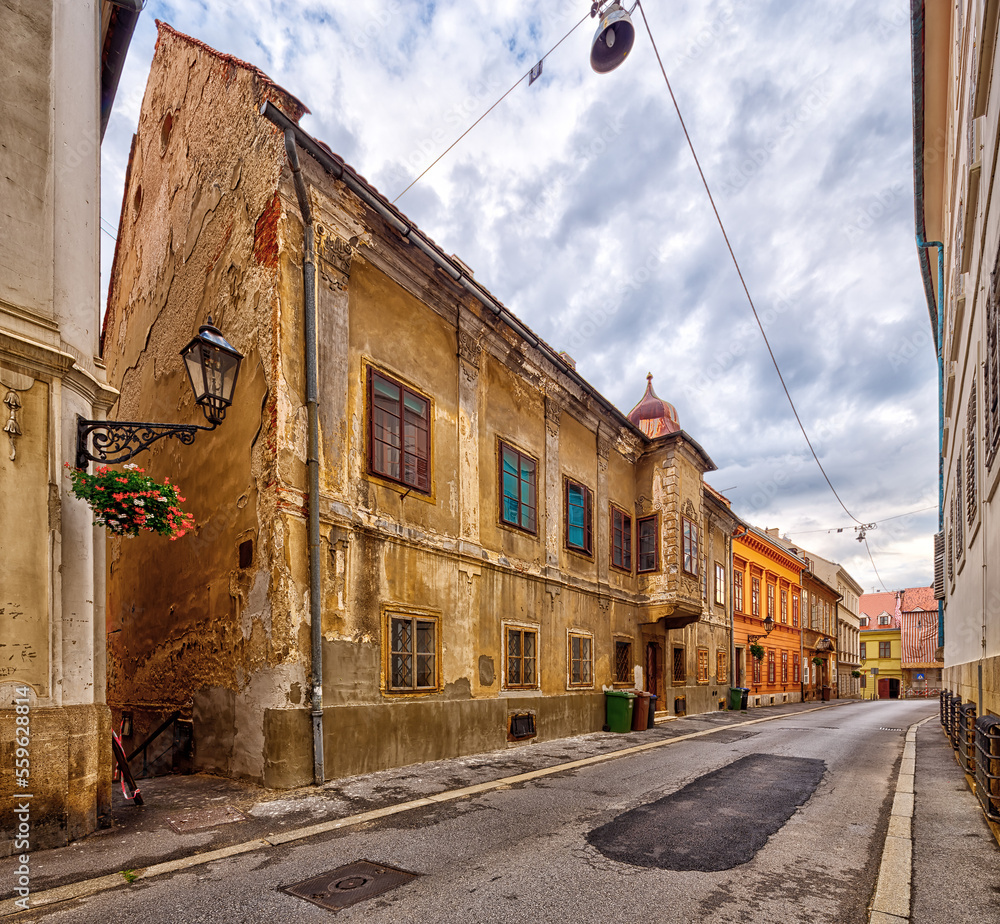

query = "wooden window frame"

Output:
[[767, 583, 775, 621], [637, 514, 659, 572], [767, 649, 776, 684], [879, 641, 891, 659], [734, 569, 744, 613], [714, 563, 726, 606], [781, 650, 788, 684], [751, 576, 761, 617], [568, 630, 594, 688], [564, 479, 593, 556], [498, 440, 538, 535], [367, 367, 431, 493], [860, 641, 867, 659], [696, 648, 709, 683], [792, 592, 799, 627], [610, 504, 633, 572], [682, 517, 699, 576], [613, 638, 633, 685], [503, 623, 539, 690], [752, 654, 762, 685], [793, 653, 800, 683], [780, 588, 788, 624], [386, 612, 439, 693], [716, 649, 727, 684]]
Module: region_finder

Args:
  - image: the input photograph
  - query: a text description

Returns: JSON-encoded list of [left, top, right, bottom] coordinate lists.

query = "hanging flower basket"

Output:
[[811, 656, 824, 667], [66, 463, 195, 540], [749, 643, 765, 662]]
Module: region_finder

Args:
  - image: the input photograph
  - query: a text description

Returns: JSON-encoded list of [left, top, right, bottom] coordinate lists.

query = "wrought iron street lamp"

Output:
[[747, 614, 775, 647], [76, 317, 243, 469]]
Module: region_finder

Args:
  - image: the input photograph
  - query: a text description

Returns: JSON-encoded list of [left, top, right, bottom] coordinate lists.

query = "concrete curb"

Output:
[[3, 700, 850, 918], [869, 715, 935, 923]]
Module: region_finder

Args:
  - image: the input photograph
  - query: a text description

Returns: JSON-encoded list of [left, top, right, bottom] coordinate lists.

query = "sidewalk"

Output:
[[3, 698, 993, 919]]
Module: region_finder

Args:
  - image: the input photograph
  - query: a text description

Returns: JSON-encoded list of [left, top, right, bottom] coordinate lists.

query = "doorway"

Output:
[[645, 642, 661, 701]]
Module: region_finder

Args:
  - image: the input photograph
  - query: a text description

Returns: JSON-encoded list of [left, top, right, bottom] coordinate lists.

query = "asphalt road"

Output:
[[17, 700, 936, 924]]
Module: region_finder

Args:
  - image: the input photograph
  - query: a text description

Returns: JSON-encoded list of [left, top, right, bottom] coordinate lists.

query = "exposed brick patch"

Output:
[[254, 193, 281, 268]]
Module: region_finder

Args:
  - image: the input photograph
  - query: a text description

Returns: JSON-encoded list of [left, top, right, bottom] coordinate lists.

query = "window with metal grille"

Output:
[[568, 632, 593, 687], [696, 649, 709, 683], [610, 505, 632, 571], [968, 384, 978, 522], [369, 369, 430, 492], [714, 563, 725, 606], [767, 650, 776, 683], [505, 626, 538, 689], [388, 615, 437, 692], [565, 480, 593, 555], [637, 515, 658, 572], [682, 517, 699, 575], [751, 576, 760, 616], [781, 651, 788, 683], [879, 641, 891, 659], [734, 569, 744, 612], [672, 646, 686, 683], [614, 640, 632, 684], [716, 649, 726, 683], [499, 441, 537, 533]]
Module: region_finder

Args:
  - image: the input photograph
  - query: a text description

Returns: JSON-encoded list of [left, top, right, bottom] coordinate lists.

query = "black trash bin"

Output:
[[647, 694, 657, 728], [740, 688, 749, 710]]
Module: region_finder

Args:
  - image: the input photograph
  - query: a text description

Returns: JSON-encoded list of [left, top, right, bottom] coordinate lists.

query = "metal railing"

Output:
[[975, 715, 1000, 822], [125, 711, 192, 778], [958, 701, 977, 774]]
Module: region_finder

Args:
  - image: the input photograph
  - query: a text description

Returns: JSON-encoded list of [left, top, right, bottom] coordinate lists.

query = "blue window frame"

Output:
[[565, 479, 592, 555], [499, 441, 537, 533]]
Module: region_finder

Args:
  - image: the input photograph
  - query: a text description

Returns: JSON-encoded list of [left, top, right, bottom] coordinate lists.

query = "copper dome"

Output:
[[627, 374, 679, 438]]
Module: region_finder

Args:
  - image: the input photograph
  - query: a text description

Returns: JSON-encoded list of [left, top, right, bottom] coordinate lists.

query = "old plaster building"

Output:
[[101, 25, 739, 789], [807, 551, 863, 699], [914, 0, 1000, 716], [0, 1, 140, 852], [859, 592, 903, 700]]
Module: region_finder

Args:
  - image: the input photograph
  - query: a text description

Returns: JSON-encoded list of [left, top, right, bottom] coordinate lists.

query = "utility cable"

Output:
[[392, 11, 590, 203], [635, 0, 862, 526], [863, 536, 889, 592], [786, 505, 938, 536]]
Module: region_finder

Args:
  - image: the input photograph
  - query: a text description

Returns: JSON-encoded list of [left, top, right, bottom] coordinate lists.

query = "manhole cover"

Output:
[[166, 805, 247, 833], [282, 860, 418, 911]]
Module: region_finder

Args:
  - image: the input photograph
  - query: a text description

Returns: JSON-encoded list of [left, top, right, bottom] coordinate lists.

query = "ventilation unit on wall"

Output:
[[507, 712, 536, 742]]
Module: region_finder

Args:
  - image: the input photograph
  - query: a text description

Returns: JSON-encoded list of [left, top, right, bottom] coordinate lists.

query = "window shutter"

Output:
[[933, 531, 945, 599], [967, 383, 977, 522]]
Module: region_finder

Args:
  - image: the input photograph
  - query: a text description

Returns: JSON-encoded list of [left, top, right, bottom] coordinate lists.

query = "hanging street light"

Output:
[[76, 316, 243, 469], [590, 1, 636, 73]]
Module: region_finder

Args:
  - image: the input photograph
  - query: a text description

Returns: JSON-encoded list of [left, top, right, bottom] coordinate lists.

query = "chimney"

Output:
[[765, 527, 780, 539]]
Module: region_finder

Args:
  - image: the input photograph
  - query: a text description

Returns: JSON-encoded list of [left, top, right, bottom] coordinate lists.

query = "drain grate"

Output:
[[880, 727, 903, 732], [282, 860, 418, 912]]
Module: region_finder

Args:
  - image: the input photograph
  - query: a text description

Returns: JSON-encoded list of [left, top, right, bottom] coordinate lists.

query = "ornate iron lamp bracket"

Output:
[[75, 417, 217, 470]]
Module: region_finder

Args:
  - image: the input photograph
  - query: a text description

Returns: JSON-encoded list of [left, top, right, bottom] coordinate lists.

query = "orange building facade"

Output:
[[733, 527, 805, 707]]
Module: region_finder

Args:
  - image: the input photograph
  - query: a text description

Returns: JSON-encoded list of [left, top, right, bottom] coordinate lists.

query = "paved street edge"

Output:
[[4, 701, 859, 917]]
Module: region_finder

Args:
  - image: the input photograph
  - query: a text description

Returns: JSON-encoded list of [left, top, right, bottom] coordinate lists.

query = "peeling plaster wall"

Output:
[[103, 24, 308, 783]]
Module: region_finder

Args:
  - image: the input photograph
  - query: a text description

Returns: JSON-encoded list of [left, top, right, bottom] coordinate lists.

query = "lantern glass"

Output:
[[180, 319, 243, 425]]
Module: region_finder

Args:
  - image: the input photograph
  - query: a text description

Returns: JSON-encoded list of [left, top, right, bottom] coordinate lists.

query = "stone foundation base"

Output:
[[943, 656, 1000, 716], [0, 704, 112, 856]]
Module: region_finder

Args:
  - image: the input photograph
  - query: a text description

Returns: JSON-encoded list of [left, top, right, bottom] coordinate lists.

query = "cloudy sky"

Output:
[[101, 0, 937, 593]]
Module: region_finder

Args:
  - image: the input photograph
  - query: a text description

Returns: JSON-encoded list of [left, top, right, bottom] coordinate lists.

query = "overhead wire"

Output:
[[633, 0, 863, 529], [391, 10, 591, 204], [786, 505, 937, 536]]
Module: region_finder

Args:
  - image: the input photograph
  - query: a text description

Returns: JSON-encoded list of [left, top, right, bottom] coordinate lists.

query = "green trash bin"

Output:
[[728, 687, 743, 711], [605, 690, 635, 733]]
